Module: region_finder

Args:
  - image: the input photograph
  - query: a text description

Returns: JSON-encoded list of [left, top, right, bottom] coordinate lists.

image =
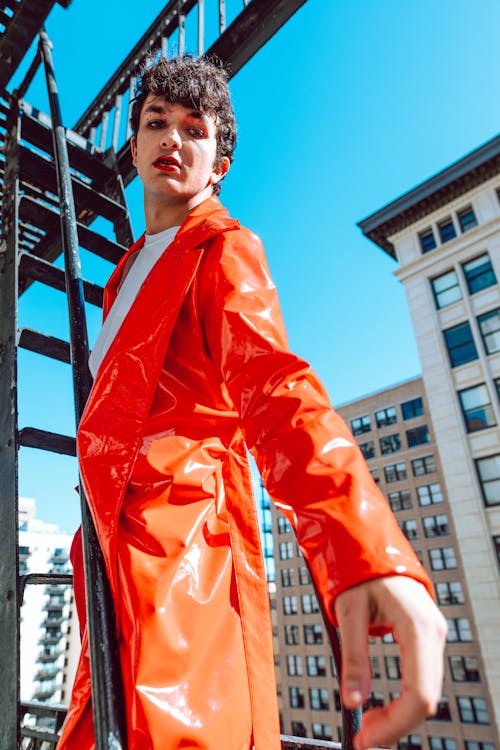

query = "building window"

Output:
[[298, 566, 310, 585], [283, 596, 298, 615], [459, 384, 496, 432], [417, 482, 443, 505], [463, 253, 496, 294], [289, 687, 305, 709], [476, 454, 500, 507], [351, 414, 371, 435], [370, 468, 380, 484], [436, 581, 464, 605], [291, 721, 307, 737], [309, 688, 329, 711], [465, 742, 495, 750], [370, 656, 381, 679], [359, 440, 375, 460], [279, 541, 294, 560], [457, 205, 478, 233], [281, 568, 294, 587], [311, 723, 332, 740], [447, 617, 472, 642], [433, 696, 452, 721], [301, 593, 319, 614], [365, 690, 384, 708], [419, 227, 437, 254], [438, 217, 457, 243], [423, 514, 449, 538], [306, 655, 326, 677], [375, 406, 397, 428], [431, 271, 462, 309], [398, 734, 422, 750], [287, 654, 303, 676], [401, 396, 424, 420], [304, 624, 323, 645], [449, 655, 480, 682], [443, 322, 478, 367], [385, 655, 401, 680], [406, 425, 430, 447], [401, 519, 418, 540], [494, 536, 500, 570], [277, 516, 291, 534], [457, 696, 490, 725], [429, 547, 457, 571], [388, 490, 412, 512], [412, 455, 436, 477], [384, 462, 407, 483], [284, 624, 300, 645], [380, 433, 401, 455], [429, 738, 457, 750], [478, 308, 500, 354]]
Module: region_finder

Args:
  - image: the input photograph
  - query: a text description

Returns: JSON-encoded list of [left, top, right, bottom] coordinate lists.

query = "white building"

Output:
[[359, 134, 500, 741], [19, 498, 79, 706]]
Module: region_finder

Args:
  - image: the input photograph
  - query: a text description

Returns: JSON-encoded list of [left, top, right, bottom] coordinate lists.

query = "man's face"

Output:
[[131, 95, 229, 210]]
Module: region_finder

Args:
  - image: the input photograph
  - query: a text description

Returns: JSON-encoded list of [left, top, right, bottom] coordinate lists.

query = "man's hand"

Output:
[[335, 576, 447, 750]]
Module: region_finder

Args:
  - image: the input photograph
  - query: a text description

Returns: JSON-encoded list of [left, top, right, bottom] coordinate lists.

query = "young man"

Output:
[[60, 56, 446, 750]]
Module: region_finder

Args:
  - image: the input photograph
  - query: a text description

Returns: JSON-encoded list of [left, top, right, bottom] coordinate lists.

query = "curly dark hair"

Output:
[[130, 55, 237, 194]]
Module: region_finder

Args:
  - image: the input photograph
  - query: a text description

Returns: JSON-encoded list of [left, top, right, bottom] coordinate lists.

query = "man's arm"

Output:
[[336, 576, 447, 750], [200, 226, 446, 745]]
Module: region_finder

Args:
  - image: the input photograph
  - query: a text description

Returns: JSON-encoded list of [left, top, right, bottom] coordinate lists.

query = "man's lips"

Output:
[[153, 156, 181, 172]]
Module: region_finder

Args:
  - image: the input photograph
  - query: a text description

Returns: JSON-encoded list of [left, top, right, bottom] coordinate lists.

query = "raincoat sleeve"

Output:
[[198, 227, 434, 626]]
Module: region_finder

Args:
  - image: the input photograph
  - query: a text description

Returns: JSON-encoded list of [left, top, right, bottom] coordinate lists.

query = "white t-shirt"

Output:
[[89, 225, 180, 378]]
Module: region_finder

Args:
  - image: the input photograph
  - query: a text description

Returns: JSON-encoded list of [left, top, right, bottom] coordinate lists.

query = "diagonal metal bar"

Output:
[[0, 0, 71, 91], [39, 28, 126, 750]]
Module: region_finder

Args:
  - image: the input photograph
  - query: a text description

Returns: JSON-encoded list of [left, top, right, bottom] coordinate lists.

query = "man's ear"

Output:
[[131, 136, 137, 167], [210, 156, 230, 185]]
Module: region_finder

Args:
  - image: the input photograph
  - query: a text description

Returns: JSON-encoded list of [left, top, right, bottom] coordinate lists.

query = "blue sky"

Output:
[[13, 0, 500, 531]]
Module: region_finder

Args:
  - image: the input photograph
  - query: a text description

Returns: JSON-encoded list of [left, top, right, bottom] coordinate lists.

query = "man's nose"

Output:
[[161, 126, 181, 150]]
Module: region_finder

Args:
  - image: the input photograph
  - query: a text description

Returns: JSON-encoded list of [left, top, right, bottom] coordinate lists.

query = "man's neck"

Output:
[[144, 188, 213, 234]]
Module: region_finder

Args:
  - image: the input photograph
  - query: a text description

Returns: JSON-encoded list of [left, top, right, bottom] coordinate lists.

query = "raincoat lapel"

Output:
[[76, 197, 239, 595]]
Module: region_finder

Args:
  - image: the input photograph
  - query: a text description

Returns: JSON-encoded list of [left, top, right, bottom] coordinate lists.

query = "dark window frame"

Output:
[[457, 205, 478, 233], [431, 270, 462, 309], [462, 253, 496, 295], [443, 322, 478, 368], [401, 396, 424, 420]]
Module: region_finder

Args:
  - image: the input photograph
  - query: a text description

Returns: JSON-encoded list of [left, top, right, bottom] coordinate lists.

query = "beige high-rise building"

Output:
[[359, 134, 500, 744], [272, 376, 499, 749]]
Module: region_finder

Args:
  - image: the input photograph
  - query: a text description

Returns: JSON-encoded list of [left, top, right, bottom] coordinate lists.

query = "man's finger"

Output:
[[335, 585, 372, 709]]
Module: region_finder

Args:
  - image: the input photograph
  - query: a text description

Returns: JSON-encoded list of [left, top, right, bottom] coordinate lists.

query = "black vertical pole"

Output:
[[0, 97, 21, 750], [315, 593, 362, 750], [38, 29, 126, 750]]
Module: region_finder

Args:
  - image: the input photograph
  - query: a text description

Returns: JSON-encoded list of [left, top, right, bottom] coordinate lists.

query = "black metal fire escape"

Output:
[[0, 1, 361, 749]]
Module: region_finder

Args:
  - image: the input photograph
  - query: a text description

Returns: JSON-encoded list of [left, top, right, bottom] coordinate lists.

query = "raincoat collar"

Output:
[[103, 196, 239, 318]]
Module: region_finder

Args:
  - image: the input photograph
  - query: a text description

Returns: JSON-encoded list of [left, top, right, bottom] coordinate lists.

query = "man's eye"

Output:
[[147, 120, 163, 128], [189, 128, 205, 138]]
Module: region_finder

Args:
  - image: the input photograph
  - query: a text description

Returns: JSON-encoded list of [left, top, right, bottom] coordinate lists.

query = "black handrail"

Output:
[[39, 28, 127, 750]]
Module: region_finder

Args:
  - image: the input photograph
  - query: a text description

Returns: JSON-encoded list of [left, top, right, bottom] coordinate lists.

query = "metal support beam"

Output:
[[39, 29, 126, 750], [0, 96, 21, 750]]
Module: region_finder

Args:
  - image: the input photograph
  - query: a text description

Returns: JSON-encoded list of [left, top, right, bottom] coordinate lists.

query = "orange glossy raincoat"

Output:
[[59, 196, 432, 750]]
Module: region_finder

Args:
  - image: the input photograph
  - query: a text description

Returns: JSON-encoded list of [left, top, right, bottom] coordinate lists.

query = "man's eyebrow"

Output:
[[143, 104, 167, 115], [142, 105, 210, 122]]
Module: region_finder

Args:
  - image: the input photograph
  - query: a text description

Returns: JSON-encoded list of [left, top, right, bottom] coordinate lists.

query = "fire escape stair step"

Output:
[[19, 251, 104, 306], [19, 144, 127, 224], [19, 195, 127, 265], [20, 102, 117, 185], [18, 427, 76, 456], [18, 327, 71, 363]]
